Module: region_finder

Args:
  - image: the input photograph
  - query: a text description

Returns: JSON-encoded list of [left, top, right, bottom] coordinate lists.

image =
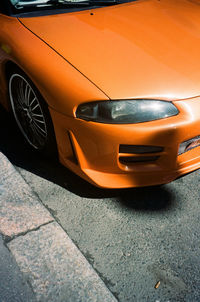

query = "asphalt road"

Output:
[[0, 104, 200, 302]]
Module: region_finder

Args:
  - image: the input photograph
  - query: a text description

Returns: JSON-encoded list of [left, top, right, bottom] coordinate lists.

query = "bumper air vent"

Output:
[[119, 156, 160, 164], [119, 145, 163, 154], [119, 145, 164, 165]]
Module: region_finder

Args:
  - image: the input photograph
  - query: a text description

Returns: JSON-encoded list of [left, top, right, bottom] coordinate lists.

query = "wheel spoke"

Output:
[[32, 117, 45, 124], [30, 123, 45, 144], [31, 113, 43, 118], [31, 103, 39, 111], [29, 97, 37, 107], [19, 79, 25, 104], [16, 81, 24, 106], [24, 82, 28, 103], [25, 83, 32, 105], [32, 119, 47, 136], [15, 95, 24, 109]]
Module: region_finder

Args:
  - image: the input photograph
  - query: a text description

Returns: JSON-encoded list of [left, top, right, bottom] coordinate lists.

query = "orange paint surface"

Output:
[[0, 0, 200, 188]]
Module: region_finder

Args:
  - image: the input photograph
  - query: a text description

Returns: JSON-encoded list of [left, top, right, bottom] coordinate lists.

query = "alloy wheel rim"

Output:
[[9, 74, 47, 150]]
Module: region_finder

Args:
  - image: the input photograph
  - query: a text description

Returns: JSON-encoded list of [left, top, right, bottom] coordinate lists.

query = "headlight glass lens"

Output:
[[76, 100, 179, 124]]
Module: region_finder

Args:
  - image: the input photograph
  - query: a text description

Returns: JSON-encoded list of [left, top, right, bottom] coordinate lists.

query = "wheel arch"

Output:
[[8, 65, 59, 156], [4, 60, 51, 109], [2, 60, 39, 109], [4, 60, 20, 79]]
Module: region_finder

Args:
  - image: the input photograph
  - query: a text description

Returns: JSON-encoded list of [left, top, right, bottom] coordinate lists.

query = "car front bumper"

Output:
[[50, 96, 200, 188]]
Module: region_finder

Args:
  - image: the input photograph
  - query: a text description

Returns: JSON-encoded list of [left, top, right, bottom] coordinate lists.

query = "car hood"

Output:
[[20, 0, 200, 100]]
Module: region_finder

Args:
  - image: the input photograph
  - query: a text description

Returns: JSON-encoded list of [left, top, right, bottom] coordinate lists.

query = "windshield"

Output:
[[10, 0, 88, 7], [10, 0, 122, 8], [7, 0, 136, 15]]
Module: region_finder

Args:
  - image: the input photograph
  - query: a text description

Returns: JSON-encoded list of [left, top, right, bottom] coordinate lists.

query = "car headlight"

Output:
[[76, 100, 179, 124]]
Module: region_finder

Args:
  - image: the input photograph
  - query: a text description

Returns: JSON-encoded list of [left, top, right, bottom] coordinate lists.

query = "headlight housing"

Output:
[[76, 100, 179, 124]]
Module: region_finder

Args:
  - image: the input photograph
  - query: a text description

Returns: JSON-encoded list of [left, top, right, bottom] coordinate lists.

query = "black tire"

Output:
[[8, 69, 57, 157]]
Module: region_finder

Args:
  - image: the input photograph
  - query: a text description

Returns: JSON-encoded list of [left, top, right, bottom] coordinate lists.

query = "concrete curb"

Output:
[[0, 152, 117, 302]]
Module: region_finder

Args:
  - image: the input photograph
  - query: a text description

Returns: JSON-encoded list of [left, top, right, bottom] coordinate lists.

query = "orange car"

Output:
[[0, 0, 200, 188]]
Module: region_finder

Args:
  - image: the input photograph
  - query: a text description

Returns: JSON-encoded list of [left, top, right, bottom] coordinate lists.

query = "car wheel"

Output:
[[8, 70, 57, 156]]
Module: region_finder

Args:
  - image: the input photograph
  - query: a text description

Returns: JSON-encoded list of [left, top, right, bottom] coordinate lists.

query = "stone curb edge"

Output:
[[0, 152, 118, 302]]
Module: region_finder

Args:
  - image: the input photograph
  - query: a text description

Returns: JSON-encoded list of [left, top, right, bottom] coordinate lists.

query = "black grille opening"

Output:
[[119, 145, 163, 154], [119, 156, 160, 164]]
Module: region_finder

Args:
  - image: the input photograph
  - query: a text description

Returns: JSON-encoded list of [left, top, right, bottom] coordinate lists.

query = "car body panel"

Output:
[[20, 0, 200, 101], [0, 14, 108, 115], [0, 0, 200, 188], [49, 96, 200, 188]]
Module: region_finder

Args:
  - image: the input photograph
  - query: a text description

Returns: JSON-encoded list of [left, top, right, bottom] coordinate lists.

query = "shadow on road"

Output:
[[0, 104, 175, 212]]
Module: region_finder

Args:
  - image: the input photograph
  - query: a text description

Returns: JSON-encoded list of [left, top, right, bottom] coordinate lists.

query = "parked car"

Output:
[[0, 0, 200, 188]]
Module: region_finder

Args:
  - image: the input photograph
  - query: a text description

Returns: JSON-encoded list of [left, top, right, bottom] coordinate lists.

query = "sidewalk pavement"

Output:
[[0, 234, 36, 302], [0, 152, 117, 302]]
